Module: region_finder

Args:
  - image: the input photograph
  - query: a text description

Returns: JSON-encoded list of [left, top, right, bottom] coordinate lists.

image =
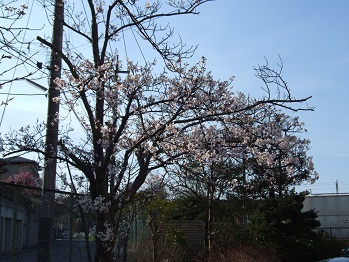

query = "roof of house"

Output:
[[3, 156, 42, 170], [0, 156, 42, 180], [4, 156, 37, 164]]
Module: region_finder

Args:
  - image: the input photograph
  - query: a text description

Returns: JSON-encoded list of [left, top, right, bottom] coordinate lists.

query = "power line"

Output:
[[0, 42, 49, 76], [130, 22, 148, 65], [0, 92, 47, 96], [121, 20, 129, 60], [80, 0, 91, 29], [0, 0, 36, 128]]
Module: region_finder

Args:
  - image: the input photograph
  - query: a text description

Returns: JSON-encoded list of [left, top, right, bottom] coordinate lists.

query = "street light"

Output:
[[24, 78, 48, 92]]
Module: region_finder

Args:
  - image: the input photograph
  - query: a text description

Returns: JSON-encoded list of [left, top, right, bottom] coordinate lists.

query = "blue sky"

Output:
[[1, 0, 348, 193], [183, 0, 349, 194]]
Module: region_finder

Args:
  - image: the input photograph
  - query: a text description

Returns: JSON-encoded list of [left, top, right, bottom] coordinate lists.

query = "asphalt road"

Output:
[[0, 238, 95, 262]]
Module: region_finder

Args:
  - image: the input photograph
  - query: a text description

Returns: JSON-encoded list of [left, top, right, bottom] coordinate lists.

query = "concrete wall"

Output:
[[303, 194, 349, 239]]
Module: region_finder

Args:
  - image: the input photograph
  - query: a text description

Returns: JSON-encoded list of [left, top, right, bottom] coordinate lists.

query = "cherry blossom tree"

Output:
[[1, 1, 314, 261], [169, 104, 318, 255], [170, 133, 240, 252], [4, 168, 41, 205], [231, 106, 319, 199], [6, 168, 39, 187]]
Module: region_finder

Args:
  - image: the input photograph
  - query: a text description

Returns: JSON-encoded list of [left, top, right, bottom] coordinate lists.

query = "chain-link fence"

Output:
[[0, 182, 95, 262], [0, 181, 206, 261]]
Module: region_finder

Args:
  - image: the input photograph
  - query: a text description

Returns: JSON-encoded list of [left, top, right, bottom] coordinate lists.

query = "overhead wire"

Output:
[[129, 21, 148, 65], [121, 20, 129, 60], [0, 93, 47, 96], [0, 0, 36, 128], [0, 2, 52, 77], [0, 42, 49, 77], [80, 0, 91, 29]]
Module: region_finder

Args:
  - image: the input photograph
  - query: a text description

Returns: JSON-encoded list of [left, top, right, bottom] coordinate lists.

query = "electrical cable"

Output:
[[130, 22, 148, 65], [0, 7, 51, 75], [0, 43, 49, 77], [121, 20, 129, 60], [0, 93, 47, 96], [80, 0, 91, 29], [0, 0, 35, 128]]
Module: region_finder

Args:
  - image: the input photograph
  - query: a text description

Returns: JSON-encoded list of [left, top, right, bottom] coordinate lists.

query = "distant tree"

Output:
[[137, 175, 174, 262], [2, 1, 313, 261], [172, 160, 238, 253], [6, 168, 39, 187], [4, 168, 41, 211], [171, 104, 318, 256], [249, 190, 321, 262]]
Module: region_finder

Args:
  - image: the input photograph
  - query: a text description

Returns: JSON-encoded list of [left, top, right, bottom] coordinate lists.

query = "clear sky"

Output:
[[1, 0, 348, 194], [173, 0, 349, 194]]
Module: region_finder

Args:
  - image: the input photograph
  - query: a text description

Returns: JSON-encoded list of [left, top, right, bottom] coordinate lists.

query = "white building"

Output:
[[303, 194, 349, 239]]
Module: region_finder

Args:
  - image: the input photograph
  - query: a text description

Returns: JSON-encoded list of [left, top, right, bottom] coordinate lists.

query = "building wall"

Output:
[[303, 194, 349, 239], [0, 198, 26, 253], [0, 197, 39, 254]]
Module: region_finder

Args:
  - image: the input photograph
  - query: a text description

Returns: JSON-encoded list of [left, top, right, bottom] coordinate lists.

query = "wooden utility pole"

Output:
[[37, 0, 64, 261]]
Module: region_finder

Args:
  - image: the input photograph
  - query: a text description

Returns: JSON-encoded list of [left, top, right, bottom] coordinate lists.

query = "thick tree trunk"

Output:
[[94, 168, 114, 262], [94, 244, 114, 262], [94, 212, 115, 262]]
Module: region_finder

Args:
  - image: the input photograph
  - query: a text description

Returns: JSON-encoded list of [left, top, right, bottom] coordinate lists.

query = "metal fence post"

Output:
[[11, 187, 18, 262], [69, 194, 73, 262]]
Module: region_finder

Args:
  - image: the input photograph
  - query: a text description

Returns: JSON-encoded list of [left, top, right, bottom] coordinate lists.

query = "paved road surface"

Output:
[[0, 238, 95, 262]]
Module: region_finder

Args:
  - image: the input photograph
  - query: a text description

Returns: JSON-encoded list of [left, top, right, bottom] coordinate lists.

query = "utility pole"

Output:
[[37, 0, 64, 261], [336, 180, 339, 194]]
